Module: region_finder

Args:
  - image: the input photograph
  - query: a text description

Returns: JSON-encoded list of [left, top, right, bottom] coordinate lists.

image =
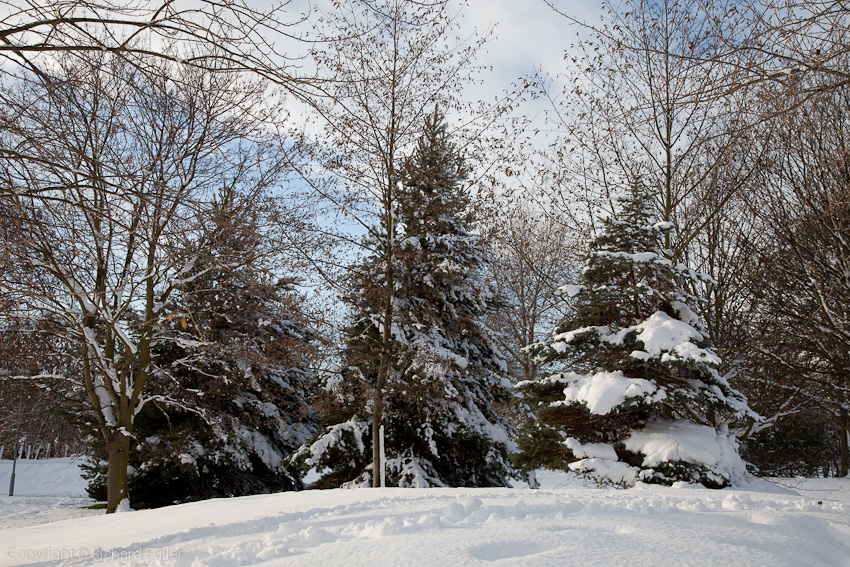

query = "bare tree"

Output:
[[0, 0, 314, 89], [537, 0, 762, 261], [0, 321, 83, 460], [0, 50, 294, 511], [749, 81, 850, 476], [482, 206, 577, 385], [545, 1, 850, 110], [680, 140, 820, 447], [705, 1, 850, 109]]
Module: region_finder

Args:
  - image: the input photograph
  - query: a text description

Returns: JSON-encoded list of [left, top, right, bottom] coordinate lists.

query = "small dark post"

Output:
[[8, 381, 24, 497]]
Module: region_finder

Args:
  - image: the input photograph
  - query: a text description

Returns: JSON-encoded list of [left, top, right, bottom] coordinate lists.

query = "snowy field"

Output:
[[1, 460, 849, 567]]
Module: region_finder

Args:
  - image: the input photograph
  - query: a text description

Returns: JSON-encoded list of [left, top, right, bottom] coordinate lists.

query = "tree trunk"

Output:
[[373, 197, 395, 488], [105, 430, 131, 513], [372, 263, 394, 488], [839, 406, 849, 478]]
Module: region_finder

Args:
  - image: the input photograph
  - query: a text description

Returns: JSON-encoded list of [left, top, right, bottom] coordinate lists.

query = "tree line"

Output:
[[0, 0, 848, 513]]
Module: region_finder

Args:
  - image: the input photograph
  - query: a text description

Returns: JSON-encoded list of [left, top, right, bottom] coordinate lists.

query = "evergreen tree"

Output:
[[86, 188, 318, 507], [293, 108, 514, 488], [516, 181, 756, 488]]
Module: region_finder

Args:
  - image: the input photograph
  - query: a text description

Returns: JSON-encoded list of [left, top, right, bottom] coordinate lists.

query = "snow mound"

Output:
[[552, 370, 662, 415], [626, 419, 746, 486], [569, 457, 639, 487], [631, 311, 720, 365]]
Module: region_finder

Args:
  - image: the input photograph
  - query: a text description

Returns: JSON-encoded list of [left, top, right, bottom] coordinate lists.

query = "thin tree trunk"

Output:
[[839, 406, 849, 478], [371, 152, 397, 486], [372, 253, 394, 487]]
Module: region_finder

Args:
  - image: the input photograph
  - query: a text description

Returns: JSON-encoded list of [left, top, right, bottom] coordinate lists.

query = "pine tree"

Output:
[[516, 181, 755, 488], [86, 188, 319, 507], [293, 108, 514, 488]]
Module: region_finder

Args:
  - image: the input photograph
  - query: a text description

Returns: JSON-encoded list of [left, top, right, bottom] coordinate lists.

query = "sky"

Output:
[[462, 0, 601, 95], [450, 0, 605, 218]]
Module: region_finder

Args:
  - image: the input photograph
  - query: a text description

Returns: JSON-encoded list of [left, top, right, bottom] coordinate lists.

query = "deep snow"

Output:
[[0, 460, 848, 566]]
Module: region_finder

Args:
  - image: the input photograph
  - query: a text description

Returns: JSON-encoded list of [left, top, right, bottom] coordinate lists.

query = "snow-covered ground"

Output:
[[1, 460, 848, 566], [0, 458, 100, 531]]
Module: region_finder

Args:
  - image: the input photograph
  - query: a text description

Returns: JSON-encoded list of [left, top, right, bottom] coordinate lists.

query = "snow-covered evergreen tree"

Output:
[[293, 108, 514, 488], [87, 188, 318, 506], [516, 181, 756, 488]]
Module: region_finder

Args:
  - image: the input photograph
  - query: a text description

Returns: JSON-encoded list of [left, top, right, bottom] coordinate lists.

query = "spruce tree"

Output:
[[87, 188, 318, 506], [516, 181, 755, 488], [293, 108, 514, 488]]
